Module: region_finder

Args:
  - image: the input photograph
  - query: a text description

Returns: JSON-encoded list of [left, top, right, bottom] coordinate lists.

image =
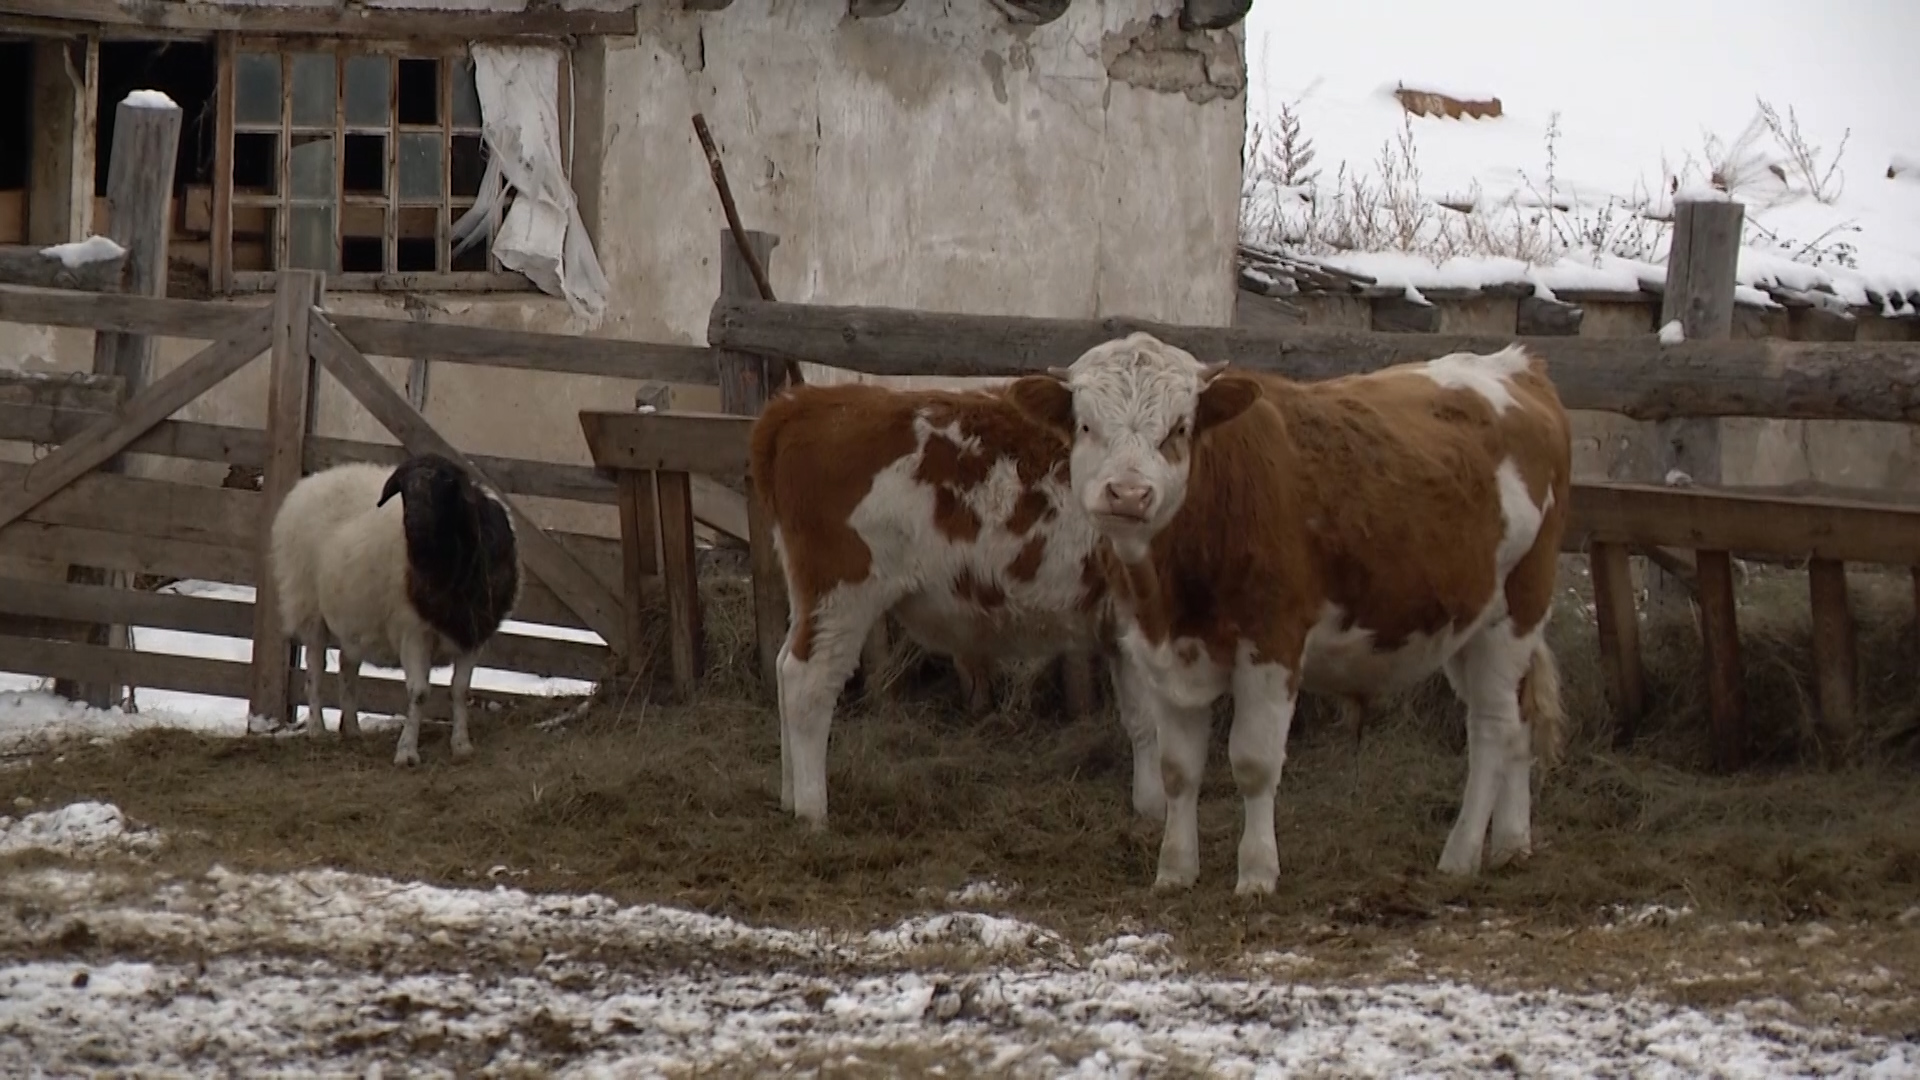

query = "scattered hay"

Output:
[[4, 555, 1918, 1025]]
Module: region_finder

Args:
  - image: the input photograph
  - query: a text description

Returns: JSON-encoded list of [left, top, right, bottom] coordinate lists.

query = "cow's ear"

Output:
[[1195, 372, 1261, 436], [1007, 373, 1076, 438]]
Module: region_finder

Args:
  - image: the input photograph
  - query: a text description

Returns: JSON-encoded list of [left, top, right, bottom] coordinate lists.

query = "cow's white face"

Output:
[[1008, 332, 1261, 563]]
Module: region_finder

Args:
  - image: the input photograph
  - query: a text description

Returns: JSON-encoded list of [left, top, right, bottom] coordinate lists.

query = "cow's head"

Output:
[[1008, 332, 1261, 562]]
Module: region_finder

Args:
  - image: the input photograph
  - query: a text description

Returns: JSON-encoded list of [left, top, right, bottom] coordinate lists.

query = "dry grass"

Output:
[[5, 559, 1920, 1029]]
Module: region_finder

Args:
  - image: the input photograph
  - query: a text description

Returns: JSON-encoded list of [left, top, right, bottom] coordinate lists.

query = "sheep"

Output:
[[268, 452, 521, 766]]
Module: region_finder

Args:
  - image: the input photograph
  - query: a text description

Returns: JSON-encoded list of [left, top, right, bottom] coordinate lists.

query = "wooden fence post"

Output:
[[1648, 195, 1743, 618], [1807, 558, 1857, 762], [56, 91, 181, 709], [1656, 195, 1747, 770], [248, 270, 324, 726], [715, 229, 792, 703]]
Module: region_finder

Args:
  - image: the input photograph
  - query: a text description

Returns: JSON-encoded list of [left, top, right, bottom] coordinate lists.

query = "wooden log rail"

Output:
[[707, 296, 1920, 424], [580, 408, 1920, 769]]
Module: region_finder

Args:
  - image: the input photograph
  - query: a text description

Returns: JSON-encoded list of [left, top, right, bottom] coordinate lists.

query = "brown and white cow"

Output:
[[748, 381, 1164, 828], [1006, 332, 1572, 894]]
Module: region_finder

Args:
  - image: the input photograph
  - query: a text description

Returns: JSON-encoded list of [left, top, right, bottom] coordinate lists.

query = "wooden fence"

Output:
[[582, 202, 1920, 774]]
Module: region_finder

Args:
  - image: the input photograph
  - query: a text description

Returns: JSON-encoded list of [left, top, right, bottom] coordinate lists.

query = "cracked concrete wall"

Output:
[[1, 0, 1245, 539], [594, 0, 1245, 390]]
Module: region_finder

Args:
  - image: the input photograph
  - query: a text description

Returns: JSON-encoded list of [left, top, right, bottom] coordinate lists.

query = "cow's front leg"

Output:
[[1110, 652, 1165, 822], [1228, 653, 1298, 895], [1152, 689, 1212, 891]]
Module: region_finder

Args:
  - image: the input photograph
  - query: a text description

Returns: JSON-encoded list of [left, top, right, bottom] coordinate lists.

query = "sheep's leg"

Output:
[[448, 653, 477, 761], [298, 621, 328, 737], [337, 647, 362, 738], [393, 635, 432, 768]]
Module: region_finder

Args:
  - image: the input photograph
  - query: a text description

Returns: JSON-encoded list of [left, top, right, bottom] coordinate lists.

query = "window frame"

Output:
[[210, 32, 572, 296]]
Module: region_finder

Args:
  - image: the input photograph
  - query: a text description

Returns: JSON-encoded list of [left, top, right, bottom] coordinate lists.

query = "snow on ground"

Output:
[[1241, 0, 1920, 311], [0, 579, 597, 752], [2, 803, 1916, 1078]]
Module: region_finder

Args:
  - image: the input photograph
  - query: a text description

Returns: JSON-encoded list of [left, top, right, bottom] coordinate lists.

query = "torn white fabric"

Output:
[[454, 44, 608, 327]]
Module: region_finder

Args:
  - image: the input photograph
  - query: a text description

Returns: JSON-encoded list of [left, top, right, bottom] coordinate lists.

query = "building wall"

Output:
[[0, 0, 1249, 537]]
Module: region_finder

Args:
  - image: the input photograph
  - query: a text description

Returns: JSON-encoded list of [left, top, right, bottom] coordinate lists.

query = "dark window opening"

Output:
[[397, 58, 439, 126], [95, 40, 217, 197], [0, 41, 31, 193]]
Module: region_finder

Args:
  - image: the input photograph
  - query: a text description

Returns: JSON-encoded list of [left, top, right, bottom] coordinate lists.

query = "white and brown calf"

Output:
[[749, 382, 1163, 828], [1008, 333, 1573, 894]]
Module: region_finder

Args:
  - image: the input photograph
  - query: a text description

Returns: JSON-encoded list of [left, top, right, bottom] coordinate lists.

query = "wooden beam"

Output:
[[0, 311, 273, 534], [0, 243, 126, 292], [1180, 0, 1254, 29], [1695, 550, 1746, 772], [1807, 558, 1857, 762], [1649, 196, 1743, 620], [0, 388, 755, 545], [1587, 541, 1645, 746], [707, 296, 1920, 424], [308, 314, 629, 654], [248, 270, 321, 725], [747, 487, 785, 704], [656, 470, 703, 698], [1516, 295, 1583, 336], [986, 0, 1071, 22], [0, 284, 260, 340], [1569, 482, 1920, 569], [715, 230, 783, 416], [0, 575, 252, 638], [579, 409, 754, 479], [28, 37, 92, 247], [328, 312, 720, 387], [0, 0, 637, 38]]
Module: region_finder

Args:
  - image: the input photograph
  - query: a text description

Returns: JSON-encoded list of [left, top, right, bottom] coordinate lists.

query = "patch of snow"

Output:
[[37, 235, 125, 268], [121, 89, 177, 110], [1675, 185, 1734, 204], [1243, 7, 1920, 305], [947, 879, 1018, 905], [0, 801, 159, 858], [1658, 319, 1686, 345], [1664, 470, 1694, 488], [3, 853, 1914, 1078]]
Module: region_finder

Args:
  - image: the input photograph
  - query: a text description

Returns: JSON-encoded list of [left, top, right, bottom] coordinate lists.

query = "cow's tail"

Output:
[[747, 394, 799, 523], [1520, 638, 1566, 767]]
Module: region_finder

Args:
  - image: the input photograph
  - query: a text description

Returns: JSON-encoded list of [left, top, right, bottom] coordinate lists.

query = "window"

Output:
[[218, 39, 556, 293], [0, 39, 35, 243]]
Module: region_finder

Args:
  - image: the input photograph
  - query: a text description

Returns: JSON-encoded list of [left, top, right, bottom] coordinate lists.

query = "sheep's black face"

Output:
[[381, 453, 520, 653]]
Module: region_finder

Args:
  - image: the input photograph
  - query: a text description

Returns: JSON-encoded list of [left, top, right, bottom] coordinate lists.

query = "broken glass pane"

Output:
[[289, 135, 334, 201], [397, 206, 438, 271], [452, 58, 482, 129], [397, 133, 442, 202], [233, 132, 277, 195], [234, 53, 281, 127], [343, 134, 386, 195], [290, 52, 336, 128], [397, 58, 439, 126], [450, 135, 487, 199], [288, 204, 336, 272], [344, 54, 390, 129]]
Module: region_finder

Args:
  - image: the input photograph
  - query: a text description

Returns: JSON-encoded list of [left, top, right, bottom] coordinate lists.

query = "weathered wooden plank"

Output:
[[747, 488, 786, 703], [708, 297, 1920, 423], [656, 470, 703, 699], [1807, 558, 1857, 761], [0, 311, 273, 534], [329, 312, 719, 387], [309, 314, 628, 653], [0, 285, 260, 340], [1569, 482, 1920, 568], [0, 243, 125, 292], [1587, 540, 1646, 746], [0, 461, 260, 549], [0, 399, 751, 543], [0, 521, 251, 587], [1695, 550, 1746, 772], [0, 0, 638, 37], [616, 470, 658, 674], [1517, 295, 1583, 336], [0, 576, 252, 638], [579, 410, 754, 479], [250, 271, 321, 723], [715, 230, 784, 416], [0, 635, 252, 700]]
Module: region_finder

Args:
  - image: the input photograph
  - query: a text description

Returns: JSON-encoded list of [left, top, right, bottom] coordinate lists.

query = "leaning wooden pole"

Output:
[[690, 113, 802, 387]]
